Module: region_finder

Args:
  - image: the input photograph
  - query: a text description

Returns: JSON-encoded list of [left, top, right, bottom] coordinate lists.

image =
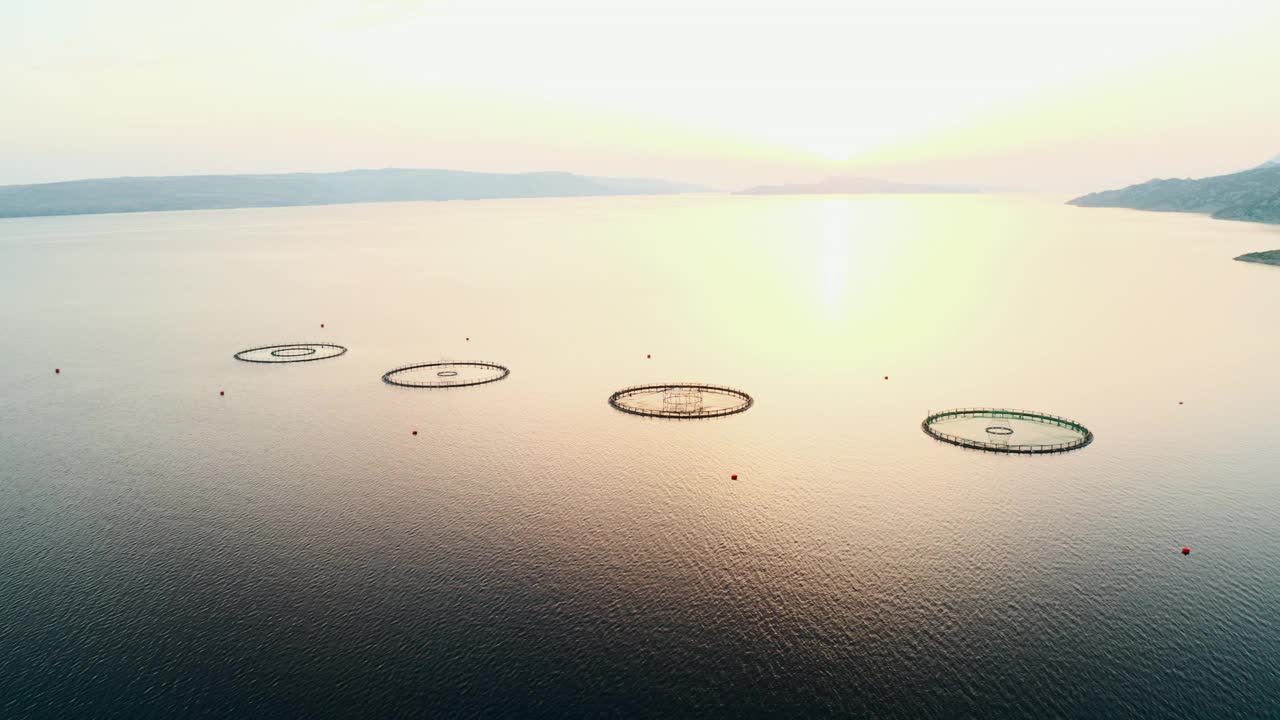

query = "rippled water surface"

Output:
[[2, 194, 1279, 718]]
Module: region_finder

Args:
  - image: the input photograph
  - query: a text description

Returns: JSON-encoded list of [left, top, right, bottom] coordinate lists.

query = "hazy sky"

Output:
[[4, 0, 1279, 189]]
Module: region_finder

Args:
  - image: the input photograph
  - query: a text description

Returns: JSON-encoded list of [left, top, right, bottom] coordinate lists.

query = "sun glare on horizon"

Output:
[[2, 0, 1279, 187]]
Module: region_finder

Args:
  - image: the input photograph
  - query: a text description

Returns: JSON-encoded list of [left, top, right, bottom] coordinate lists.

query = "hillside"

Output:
[[1234, 250, 1280, 266], [1067, 165, 1280, 224], [0, 168, 708, 219]]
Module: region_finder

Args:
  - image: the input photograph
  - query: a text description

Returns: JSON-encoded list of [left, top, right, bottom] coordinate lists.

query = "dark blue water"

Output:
[[2, 196, 1279, 718]]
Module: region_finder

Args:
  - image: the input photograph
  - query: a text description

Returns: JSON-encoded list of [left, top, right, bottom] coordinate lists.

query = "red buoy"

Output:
[[321, 323, 325, 328], [731, 474, 738, 480], [1181, 547, 1191, 555], [646, 354, 651, 359], [884, 375, 889, 380], [219, 390, 224, 396], [412, 430, 418, 436], [55, 368, 61, 374]]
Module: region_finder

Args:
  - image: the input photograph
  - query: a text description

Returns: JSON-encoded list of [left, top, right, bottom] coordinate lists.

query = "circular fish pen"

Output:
[[608, 383, 753, 419], [922, 408, 1093, 454], [234, 342, 348, 363], [382, 361, 510, 388]]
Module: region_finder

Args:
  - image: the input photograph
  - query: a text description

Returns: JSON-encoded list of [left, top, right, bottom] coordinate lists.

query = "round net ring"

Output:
[[234, 343, 348, 363], [984, 422, 1014, 445], [609, 383, 753, 419], [382, 361, 510, 388], [271, 347, 318, 358], [922, 408, 1093, 454]]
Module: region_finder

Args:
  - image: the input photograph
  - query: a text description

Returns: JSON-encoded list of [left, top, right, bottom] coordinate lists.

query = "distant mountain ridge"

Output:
[[0, 168, 708, 219], [1067, 163, 1280, 225], [736, 176, 985, 195]]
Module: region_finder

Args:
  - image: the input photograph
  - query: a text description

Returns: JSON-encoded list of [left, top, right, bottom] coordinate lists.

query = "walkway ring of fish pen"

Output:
[[921, 408, 1093, 454], [381, 361, 510, 388], [234, 342, 348, 363], [608, 383, 754, 419]]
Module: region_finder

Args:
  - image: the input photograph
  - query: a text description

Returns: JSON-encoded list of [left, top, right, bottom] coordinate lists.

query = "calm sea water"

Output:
[[2, 194, 1279, 718]]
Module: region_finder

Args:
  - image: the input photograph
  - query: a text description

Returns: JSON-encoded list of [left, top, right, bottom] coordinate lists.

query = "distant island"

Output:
[[736, 176, 985, 195], [0, 168, 708, 219], [1067, 156, 1280, 225], [1234, 250, 1280, 267]]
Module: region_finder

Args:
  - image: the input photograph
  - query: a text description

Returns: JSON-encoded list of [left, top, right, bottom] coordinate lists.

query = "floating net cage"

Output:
[[234, 343, 348, 363], [922, 408, 1093, 454], [382, 361, 510, 388], [608, 383, 753, 419]]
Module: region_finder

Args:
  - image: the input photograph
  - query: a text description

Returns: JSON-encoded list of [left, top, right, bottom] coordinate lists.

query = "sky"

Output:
[[3, 0, 1279, 190]]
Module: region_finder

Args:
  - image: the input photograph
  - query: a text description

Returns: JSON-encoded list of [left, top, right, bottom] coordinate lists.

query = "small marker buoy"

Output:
[[1181, 547, 1191, 555], [465, 337, 470, 341], [1178, 401, 1183, 405], [646, 354, 651, 359], [412, 430, 418, 436], [320, 323, 325, 328], [731, 474, 738, 480], [219, 390, 224, 396], [55, 368, 61, 374], [884, 375, 889, 380]]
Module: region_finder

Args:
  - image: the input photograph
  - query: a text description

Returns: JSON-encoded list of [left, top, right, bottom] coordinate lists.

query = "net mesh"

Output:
[[663, 387, 704, 414], [382, 361, 510, 388], [610, 383, 752, 419], [234, 343, 348, 363], [923, 408, 1092, 454]]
